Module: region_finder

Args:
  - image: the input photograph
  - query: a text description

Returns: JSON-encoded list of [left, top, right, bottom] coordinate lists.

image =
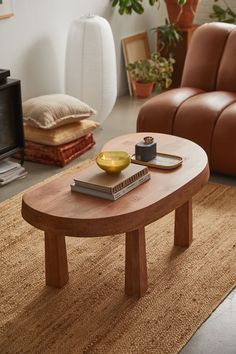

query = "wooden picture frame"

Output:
[[122, 32, 150, 96], [0, 0, 13, 20]]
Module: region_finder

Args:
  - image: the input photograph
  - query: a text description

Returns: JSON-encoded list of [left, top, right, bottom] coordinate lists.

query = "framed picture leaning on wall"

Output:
[[122, 32, 150, 96], [0, 0, 13, 20]]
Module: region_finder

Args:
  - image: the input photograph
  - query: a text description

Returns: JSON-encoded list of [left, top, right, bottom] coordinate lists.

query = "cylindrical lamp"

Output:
[[65, 15, 117, 124]]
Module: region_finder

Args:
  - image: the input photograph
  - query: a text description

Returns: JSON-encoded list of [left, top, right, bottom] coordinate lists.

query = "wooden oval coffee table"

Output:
[[22, 133, 209, 297]]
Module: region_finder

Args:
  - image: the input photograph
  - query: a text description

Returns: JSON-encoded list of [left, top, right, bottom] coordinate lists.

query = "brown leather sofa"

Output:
[[137, 22, 236, 176]]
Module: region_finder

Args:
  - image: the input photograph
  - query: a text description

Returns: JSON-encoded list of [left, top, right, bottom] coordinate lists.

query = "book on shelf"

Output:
[[0, 160, 27, 186], [73, 163, 149, 194], [71, 172, 151, 200], [0, 160, 21, 174]]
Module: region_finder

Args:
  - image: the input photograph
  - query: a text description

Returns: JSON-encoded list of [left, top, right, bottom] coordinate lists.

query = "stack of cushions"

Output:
[[21, 94, 99, 166]]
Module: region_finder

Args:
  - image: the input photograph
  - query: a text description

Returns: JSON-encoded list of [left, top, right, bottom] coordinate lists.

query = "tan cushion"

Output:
[[23, 94, 97, 129], [24, 119, 99, 146]]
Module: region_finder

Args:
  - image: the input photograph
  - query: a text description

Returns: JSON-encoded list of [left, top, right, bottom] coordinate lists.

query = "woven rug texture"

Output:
[[0, 161, 236, 354]]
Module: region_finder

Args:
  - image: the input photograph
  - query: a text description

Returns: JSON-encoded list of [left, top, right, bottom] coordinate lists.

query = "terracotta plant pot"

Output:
[[135, 82, 154, 98], [165, 0, 199, 28]]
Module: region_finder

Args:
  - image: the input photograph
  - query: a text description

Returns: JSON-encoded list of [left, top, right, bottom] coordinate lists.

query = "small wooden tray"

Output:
[[131, 152, 183, 170]]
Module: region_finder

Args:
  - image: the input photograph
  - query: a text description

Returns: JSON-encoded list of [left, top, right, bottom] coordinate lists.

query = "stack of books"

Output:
[[71, 163, 151, 200], [0, 160, 27, 186]]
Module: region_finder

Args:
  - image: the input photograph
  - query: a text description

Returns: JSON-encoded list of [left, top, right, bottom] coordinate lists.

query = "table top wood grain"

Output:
[[22, 133, 209, 237]]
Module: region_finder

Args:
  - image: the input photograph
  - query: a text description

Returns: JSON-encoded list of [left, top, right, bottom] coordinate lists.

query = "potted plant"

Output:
[[126, 52, 175, 98], [153, 18, 183, 57], [110, 0, 199, 28]]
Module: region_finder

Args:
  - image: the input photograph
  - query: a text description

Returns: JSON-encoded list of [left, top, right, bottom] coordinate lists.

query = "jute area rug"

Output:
[[0, 160, 236, 354]]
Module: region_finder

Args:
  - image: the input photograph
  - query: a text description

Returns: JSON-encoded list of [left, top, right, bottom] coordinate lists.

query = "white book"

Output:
[[0, 165, 24, 181], [0, 160, 21, 174], [71, 173, 151, 201], [0, 168, 27, 186]]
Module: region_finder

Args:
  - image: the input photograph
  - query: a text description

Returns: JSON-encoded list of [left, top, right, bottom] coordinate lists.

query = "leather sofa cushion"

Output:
[[173, 91, 236, 161], [212, 103, 236, 175], [181, 23, 235, 92], [137, 88, 203, 134]]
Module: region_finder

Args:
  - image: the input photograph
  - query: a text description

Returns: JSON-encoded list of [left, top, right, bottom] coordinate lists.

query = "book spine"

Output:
[[71, 184, 115, 200], [74, 166, 149, 194], [112, 173, 150, 199], [0, 170, 27, 186], [0, 166, 25, 181], [71, 173, 151, 201], [74, 179, 112, 193], [112, 167, 149, 193]]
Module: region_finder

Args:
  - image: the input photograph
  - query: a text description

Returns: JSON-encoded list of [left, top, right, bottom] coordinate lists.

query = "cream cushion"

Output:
[[24, 119, 99, 146], [23, 94, 96, 129]]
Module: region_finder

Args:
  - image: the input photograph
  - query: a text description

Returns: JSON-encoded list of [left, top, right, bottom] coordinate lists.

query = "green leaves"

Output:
[[126, 52, 175, 90], [111, 0, 119, 6], [148, 0, 159, 6], [177, 0, 187, 6], [111, 0, 144, 15], [153, 18, 183, 56], [110, 0, 187, 16], [209, 1, 236, 24], [132, 1, 145, 15]]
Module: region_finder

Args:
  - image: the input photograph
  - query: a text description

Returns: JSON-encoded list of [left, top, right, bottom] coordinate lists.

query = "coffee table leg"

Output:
[[44, 232, 69, 288], [125, 227, 148, 297], [174, 199, 193, 247]]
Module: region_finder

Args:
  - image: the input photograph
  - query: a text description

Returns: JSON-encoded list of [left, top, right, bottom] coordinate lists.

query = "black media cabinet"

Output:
[[0, 74, 24, 165]]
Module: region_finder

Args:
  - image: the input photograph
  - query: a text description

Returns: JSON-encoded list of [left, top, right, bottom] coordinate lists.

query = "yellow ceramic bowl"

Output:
[[96, 151, 131, 174]]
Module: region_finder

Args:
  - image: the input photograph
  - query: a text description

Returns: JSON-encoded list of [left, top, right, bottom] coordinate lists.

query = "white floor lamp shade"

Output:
[[65, 15, 117, 124]]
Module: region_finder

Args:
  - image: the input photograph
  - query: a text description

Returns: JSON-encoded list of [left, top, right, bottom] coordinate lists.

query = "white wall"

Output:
[[0, 0, 164, 99], [0, 0, 235, 100]]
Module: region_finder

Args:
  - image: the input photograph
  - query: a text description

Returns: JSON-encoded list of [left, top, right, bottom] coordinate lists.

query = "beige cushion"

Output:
[[23, 94, 97, 129], [24, 119, 99, 146]]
